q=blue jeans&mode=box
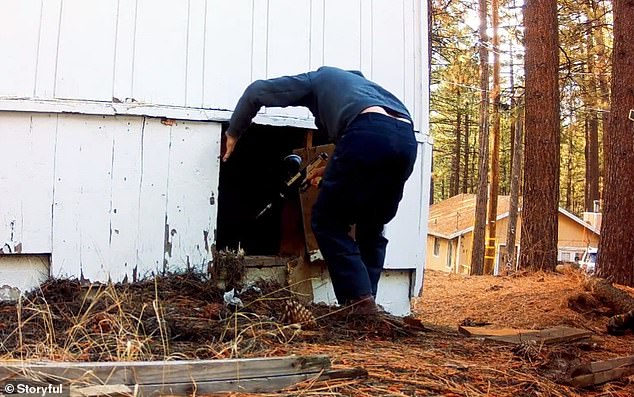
[311,113,418,304]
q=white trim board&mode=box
[0,97,432,143]
[0,97,316,129]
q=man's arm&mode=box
[226,73,313,139]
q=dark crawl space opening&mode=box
[216,123,328,256]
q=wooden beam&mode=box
[70,368,367,396]
[459,326,592,345]
[458,326,535,337]
[0,355,331,386]
[130,369,366,396]
[243,255,290,268]
[293,144,336,256]
[569,356,634,388]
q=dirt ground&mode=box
[2,268,634,396]
[275,270,634,396]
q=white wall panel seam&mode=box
[107,134,116,251]
[185,0,190,106]
[52,0,64,98]
[249,0,255,84]
[135,118,146,270]
[34,0,63,98]
[162,124,174,272]
[34,1,45,97]
[201,0,208,106]
[321,0,325,68]
[50,114,60,271]
[130,0,140,100]
[266,0,270,79]
[112,0,121,100]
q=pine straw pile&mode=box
[1,266,634,396]
[0,274,403,362]
[0,248,415,364]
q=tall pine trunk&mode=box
[597,0,634,286]
[485,0,502,274]
[470,0,490,275]
[585,31,601,212]
[451,105,462,197]
[462,113,470,194]
[519,0,560,271]
[565,122,574,210]
[585,115,600,212]
[505,110,523,272]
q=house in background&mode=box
[426,194,601,274]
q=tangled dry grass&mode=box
[1,265,634,396]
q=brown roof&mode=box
[428,194,512,238]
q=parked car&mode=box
[578,247,598,274]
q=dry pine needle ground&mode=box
[1,268,634,396]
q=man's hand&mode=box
[304,165,326,187]
[223,134,238,162]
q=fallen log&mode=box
[583,277,634,314]
[607,309,634,335]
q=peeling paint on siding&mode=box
[163,222,172,258]
[203,230,210,252]
[0,221,23,254]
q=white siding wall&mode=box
[0,112,220,282]
[0,0,427,131]
[0,0,431,295]
[0,113,56,254]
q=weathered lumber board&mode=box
[294,144,336,256]
[459,326,592,345]
[569,356,634,388]
[70,368,368,396]
[139,368,367,396]
[0,355,330,386]
[459,326,536,337]
[243,255,290,268]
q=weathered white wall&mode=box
[0,0,431,299]
[0,112,220,282]
[0,0,427,131]
[0,256,50,300]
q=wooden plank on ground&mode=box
[459,326,592,345]
[129,371,333,395]
[0,355,331,386]
[569,356,634,388]
[459,326,536,337]
[577,355,634,375]
[70,368,367,396]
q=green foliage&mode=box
[430,0,612,214]
[430,0,522,203]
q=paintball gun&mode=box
[255,152,329,219]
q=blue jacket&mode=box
[227,66,411,142]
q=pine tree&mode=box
[597,0,634,286]
[519,0,560,271]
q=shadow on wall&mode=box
[215,124,328,255]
